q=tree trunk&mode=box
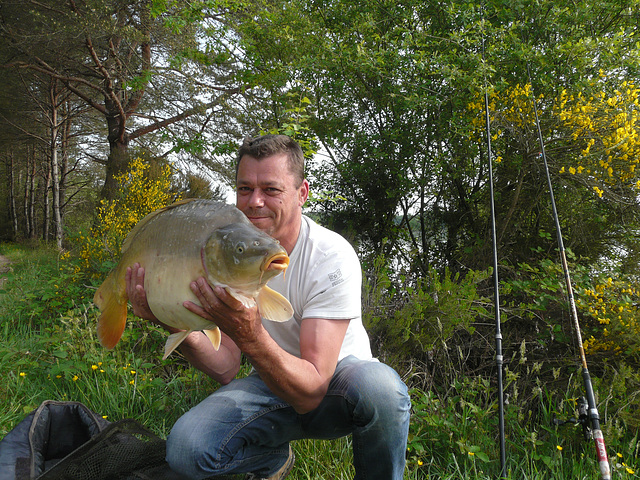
[23,152,31,238]
[49,80,63,249]
[28,152,36,239]
[9,151,18,240]
[59,102,72,226]
[100,112,130,201]
[42,160,51,242]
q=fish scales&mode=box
[94,199,293,359]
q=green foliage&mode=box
[407,375,640,478]
[364,254,490,363]
[2,242,640,478]
[258,89,319,162]
[592,362,640,433]
[504,252,640,368]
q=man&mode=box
[126,135,411,479]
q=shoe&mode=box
[246,445,295,480]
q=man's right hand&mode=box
[125,263,159,322]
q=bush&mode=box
[364,254,490,370]
[76,157,180,280]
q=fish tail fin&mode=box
[257,286,293,322]
[95,280,128,349]
[163,331,192,359]
[203,327,221,350]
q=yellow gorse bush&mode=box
[468,84,640,360]
[553,78,640,194]
[578,276,640,359]
[79,158,180,278]
[468,80,640,198]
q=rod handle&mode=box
[593,429,611,480]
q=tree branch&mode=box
[128,88,243,140]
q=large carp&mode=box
[94,199,293,359]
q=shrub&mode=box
[363,254,490,368]
[76,158,180,280]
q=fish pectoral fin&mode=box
[257,286,293,322]
[225,288,256,309]
[203,327,221,351]
[95,284,128,350]
[163,330,192,360]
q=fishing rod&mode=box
[525,64,611,480]
[484,85,507,480]
[481,23,507,478]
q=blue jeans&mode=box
[166,356,411,479]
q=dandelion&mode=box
[626,467,635,474]
[617,452,623,458]
[417,459,424,466]
[92,365,98,370]
[556,445,563,451]
[19,372,26,378]
[468,452,475,457]
[129,380,135,385]
[130,370,136,375]
[72,375,79,381]
[102,415,108,420]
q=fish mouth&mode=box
[262,252,290,272]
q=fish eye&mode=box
[236,242,246,254]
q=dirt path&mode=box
[0,254,12,289]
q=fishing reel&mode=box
[552,396,591,440]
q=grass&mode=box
[0,241,638,479]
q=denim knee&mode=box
[166,412,218,478]
[337,358,411,427]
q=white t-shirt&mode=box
[262,215,374,361]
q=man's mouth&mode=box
[245,210,272,222]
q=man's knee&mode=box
[166,413,219,478]
[347,360,411,422]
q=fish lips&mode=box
[262,251,289,273]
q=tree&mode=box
[225,0,640,276]
[0,0,244,201]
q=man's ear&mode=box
[298,179,310,206]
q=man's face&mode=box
[236,153,309,249]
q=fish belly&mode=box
[144,254,217,332]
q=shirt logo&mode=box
[328,269,344,286]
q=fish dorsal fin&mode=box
[163,330,192,360]
[256,286,293,322]
[203,327,222,351]
[122,198,198,254]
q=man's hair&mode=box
[236,134,305,186]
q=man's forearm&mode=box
[179,331,242,385]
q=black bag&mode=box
[0,400,187,480]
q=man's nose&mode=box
[248,189,265,208]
